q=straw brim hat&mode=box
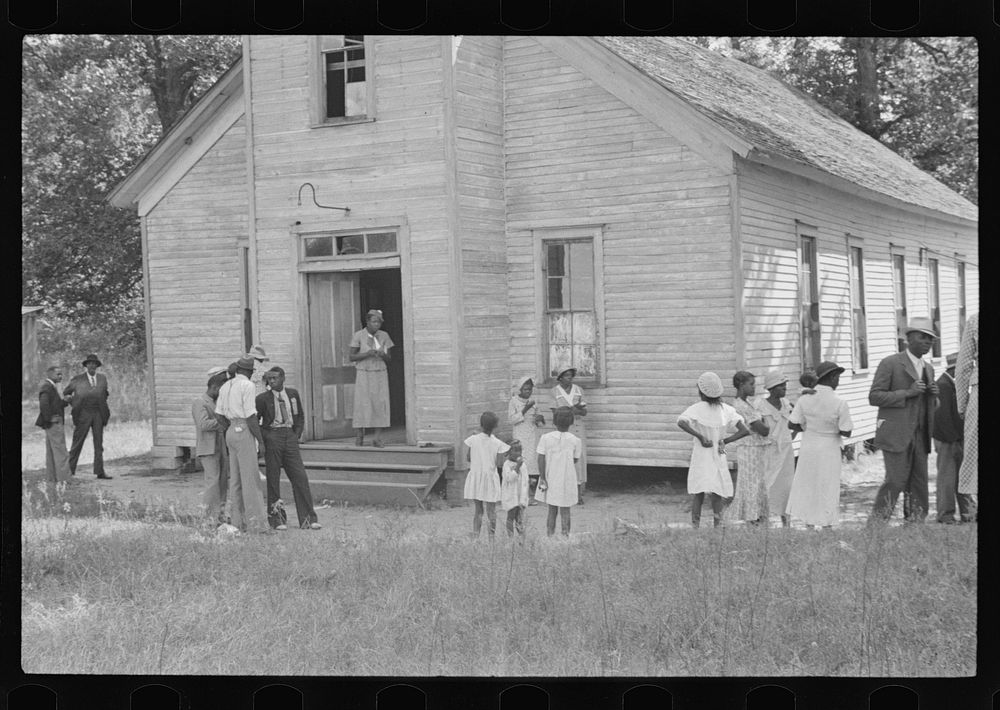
[763,370,788,391]
[904,317,938,339]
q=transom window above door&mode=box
[303,231,398,260]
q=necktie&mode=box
[279,395,289,425]
[89,375,96,388]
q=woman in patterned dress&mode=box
[725,370,773,525]
[551,368,588,504]
[348,309,394,447]
[955,312,978,519]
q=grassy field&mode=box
[21,476,976,677]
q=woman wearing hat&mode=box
[508,376,545,503]
[551,367,588,502]
[248,345,271,396]
[677,372,750,527]
[349,309,394,447]
[724,371,773,525]
[758,370,797,528]
[786,361,853,528]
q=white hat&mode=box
[697,372,724,398]
[206,365,228,378]
[763,370,788,391]
[249,345,269,361]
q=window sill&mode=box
[311,116,376,129]
[850,368,870,376]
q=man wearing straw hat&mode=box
[868,317,939,523]
[932,352,974,523]
[192,366,231,524]
[63,353,113,479]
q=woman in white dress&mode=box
[757,370,797,528]
[551,368,587,503]
[786,361,853,529]
[348,309,394,447]
[508,376,545,504]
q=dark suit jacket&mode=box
[869,351,936,453]
[932,373,962,443]
[63,372,111,427]
[256,387,304,437]
[35,380,68,429]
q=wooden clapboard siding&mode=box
[144,118,249,447]
[504,37,737,468]
[737,159,978,444]
[246,36,458,445]
[453,36,510,437]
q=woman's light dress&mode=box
[785,385,853,526]
[725,397,774,522]
[955,312,978,496]
[508,377,542,478]
[350,328,394,428]
[463,433,510,503]
[551,384,587,484]
[676,401,744,497]
[534,431,582,507]
[757,396,796,517]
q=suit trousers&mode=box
[44,420,71,484]
[199,452,229,521]
[225,421,268,533]
[933,439,976,522]
[68,410,105,477]
[873,433,929,521]
[263,428,318,528]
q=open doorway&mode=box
[305,267,405,442]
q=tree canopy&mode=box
[683,37,978,204]
[21,35,241,356]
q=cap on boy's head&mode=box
[480,411,499,431]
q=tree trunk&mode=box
[852,37,881,138]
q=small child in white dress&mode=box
[500,441,530,537]
[536,407,582,537]
[677,372,749,528]
[463,411,510,539]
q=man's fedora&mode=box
[904,317,938,339]
[814,361,844,382]
[82,354,102,367]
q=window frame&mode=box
[237,240,253,352]
[891,247,908,353]
[534,225,606,388]
[797,232,822,369]
[927,256,941,358]
[956,259,967,339]
[308,35,376,128]
[298,228,400,266]
[847,236,869,371]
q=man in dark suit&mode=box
[933,352,975,523]
[256,366,321,530]
[35,364,71,483]
[869,318,939,522]
[63,353,113,479]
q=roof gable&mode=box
[593,36,976,223]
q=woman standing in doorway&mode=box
[349,309,394,447]
[551,367,587,504]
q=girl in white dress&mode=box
[786,361,853,529]
[463,411,510,539]
[536,407,582,536]
[757,370,797,528]
[677,372,750,528]
[508,376,545,504]
[500,441,530,537]
[551,368,588,503]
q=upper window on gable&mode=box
[322,35,366,119]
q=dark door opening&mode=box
[359,268,405,427]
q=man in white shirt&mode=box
[869,318,939,522]
[214,355,271,534]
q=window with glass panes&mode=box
[321,35,367,120]
[544,239,598,380]
[892,252,908,352]
[928,258,941,357]
[849,245,868,369]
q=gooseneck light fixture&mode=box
[296,182,350,213]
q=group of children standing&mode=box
[678,364,853,529]
[463,368,586,539]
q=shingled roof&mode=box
[595,36,977,223]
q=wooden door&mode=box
[307,272,360,439]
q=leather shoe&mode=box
[96,474,113,480]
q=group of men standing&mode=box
[193,347,322,535]
[35,353,113,482]
[869,314,979,524]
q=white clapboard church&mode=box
[110,36,979,504]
